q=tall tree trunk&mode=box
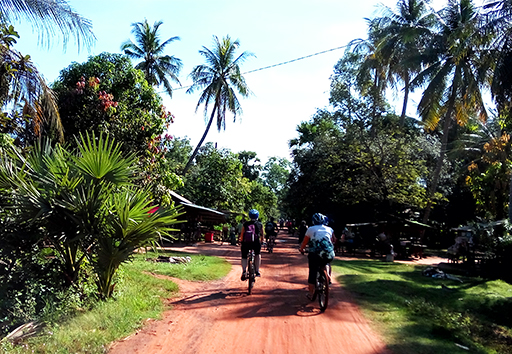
[399,75,410,127]
[181,105,218,175]
[422,96,456,224]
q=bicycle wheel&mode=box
[317,269,329,312]
[248,257,255,295]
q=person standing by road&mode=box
[239,209,264,280]
[299,213,335,300]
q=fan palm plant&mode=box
[121,19,182,97]
[0,132,184,297]
[183,35,253,175]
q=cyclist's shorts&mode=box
[307,252,330,284]
[241,241,261,258]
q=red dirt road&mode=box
[108,232,393,354]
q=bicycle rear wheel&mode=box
[317,269,329,312]
[248,259,255,295]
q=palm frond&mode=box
[0,0,95,51]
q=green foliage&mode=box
[286,110,431,223]
[0,133,183,303]
[0,252,229,353]
[237,150,261,181]
[179,143,249,212]
[52,52,182,199]
[177,143,278,218]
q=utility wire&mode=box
[243,44,347,75]
[169,44,348,92]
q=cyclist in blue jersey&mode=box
[299,213,335,300]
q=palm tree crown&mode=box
[182,35,253,175]
[412,0,490,222]
[0,0,95,51]
[121,19,182,97]
[372,0,436,125]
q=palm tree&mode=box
[373,0,436,126]
[481,0,512,119]
[0,0,95,51]
[347,25,389,134]
[121,19,182,97]
[182,35,253,175]
[412,0,490,223]
[0,24,63,144]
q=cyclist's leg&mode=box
[326,262,332,280]
[253,242,262,275]
[307,253,320,297]
[241,243,249,279]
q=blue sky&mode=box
[13,0,447,163]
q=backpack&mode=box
[243,223,257,242]
[317,238,335,262]
[265,222,275,235]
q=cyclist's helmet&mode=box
[248,209,259,220]
[312,213,326,225]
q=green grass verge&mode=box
[0,251,230,354]
[332,259,512,354]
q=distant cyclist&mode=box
[265,217,278,244]
[239,209,264,280]
[299,213,335,300]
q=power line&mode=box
[243,44,347,75]
[169,44,347,92]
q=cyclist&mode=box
[299,213,335,300]
[239,209,264,280]
[265,217,278,246]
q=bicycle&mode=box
[312,263,329,312]
[266,235,276,253]
[246,249,256,295]
[301,249,330,312]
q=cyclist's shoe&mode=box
[241,272,247,281]
[256,272,261,277]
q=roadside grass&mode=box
[129,250,232,281]
[332,259,512,354]
[1,252,230,354]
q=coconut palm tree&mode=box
[481,0,512,119]
[347,25,389,134]
[373,0,436,126]
[121,19,182,97]
[0,0,95,51]
[0,24,63,144]
[412,0,491,223]
[182,35,253,175]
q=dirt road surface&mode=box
[108,231,393,354]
